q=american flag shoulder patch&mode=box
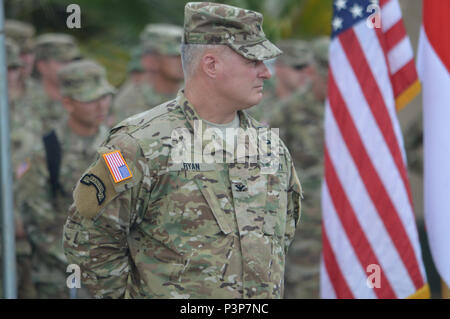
[102,150,133,183]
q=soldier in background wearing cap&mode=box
[63,2,302,299]
[248,39,315,125]
[106,46,145,127]
[5,19,36,81]
[109,24,184,125]
[265,38,329,299]
[4,38,41,299]
[17,60,115,298]
[33,33,82,132]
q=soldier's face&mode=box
[217,48,272,110]
[37,59,67,84]
[159,55,183,81]
[7,66,22,87]
[68,94,112,127]
[20,52,35,78]
[276,63,313,92]
[141,53,160,73]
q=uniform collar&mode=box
[174,89,269,162]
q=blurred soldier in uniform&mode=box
[106,46,145,127]
[126,46,147,86]
[5,38,40,298]
[5,19,36,80]
[33,33,82,132]
[248,40,314,125]
[7,38,42,166]
[63,2,302,299]
[17,60,115,298]
[110,24,184,124]
[267,38,329,299]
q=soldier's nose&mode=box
[259,62,272,80]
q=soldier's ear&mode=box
[201,52,218,79]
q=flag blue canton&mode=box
[331,0,377,38]
[118,165,131,178]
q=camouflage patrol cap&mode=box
[184,2,282,61]
[58,60,116,102]
[4,19,35,53]
[35,33,81,62]
[140,24,183,56]
[5,38,22,68]
[312,36,330,65]
[276,40,314,67]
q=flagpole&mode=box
[0,0,18,299]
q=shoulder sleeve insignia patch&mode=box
[102,150,133,183]
[15,158,31,180]
[80,173,106,205]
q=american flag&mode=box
[103,150,132,183]
[321,0,428,298]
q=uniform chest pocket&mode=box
[263,171,288,239]
[152,168,233,245]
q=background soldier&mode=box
[5,37,40,299]
[17,59,115,298]
[110,23,184,124]
[268,38,329,299]
[63,2,302,299]
[33,33,82,132]
[248,40,314,126]
[4,19,36,81]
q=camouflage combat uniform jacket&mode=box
[32,81,66,133]
[18,122,108,296]
[269,87,324,299]
[110,81,174,126]
[63,90,302,299]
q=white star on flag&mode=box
[335,0,347,11]
[332,16,343,31]
[350,4,363,18]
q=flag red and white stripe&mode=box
[418,0,450,288]
[321,0,428,299]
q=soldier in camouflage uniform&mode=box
[5,19,36,80]
[63,2,302,299]
[106,46,145,127]
[4,38,41,298]
[33,33,82,132]
[126,46,147,86]
[265,39,329,299]
[17,60,115,298]
[247,40,314,126]
[110,24,184,125]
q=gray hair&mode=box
[181,43,224,80]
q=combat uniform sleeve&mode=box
[63,131,147,298]
[16,149,63,258]
[284,158,303,254]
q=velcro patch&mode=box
[168,162,216,172]
[80,173,106,205]
[15,158,31,179]
[103,150,133,183]
[74,159,119,219]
